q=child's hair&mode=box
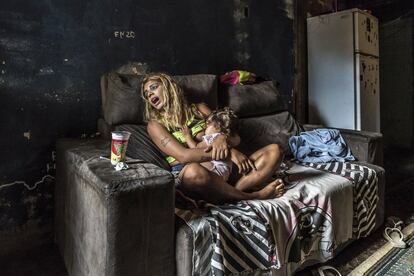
[206,107,239,136]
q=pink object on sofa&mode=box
[220,70,256,85]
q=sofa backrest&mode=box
[237,111,302,156]
[216,80,300,155]
[100,73,218,127]
[218,80,287,118]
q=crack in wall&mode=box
[0,151,56,233]
[0,151,56,191]
[0,174,55,191]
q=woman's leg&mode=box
[234,143,284,192]
[178,162,283,204]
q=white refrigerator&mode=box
[307,8,380,132]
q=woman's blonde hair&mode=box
[141,73,201,131]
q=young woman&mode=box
[142,73,284,204]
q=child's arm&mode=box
[195,140,208,149]
[182,126,199,148]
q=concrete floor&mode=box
[1,147,413,276]
[0,242,67,276]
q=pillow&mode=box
[116,124,170,171]
[101,73,145,125]
[218,81,287,118]
[174,74,218,109]
[236,111,303,157]
[100,73,218,126]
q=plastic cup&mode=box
[110,131,131,165]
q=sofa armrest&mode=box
[55,138,175,276]
[302,124,383,166]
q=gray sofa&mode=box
[55,73,384,275]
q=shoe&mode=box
[386,216,404,229]
[383,226,407,248]
[313,265,342,276]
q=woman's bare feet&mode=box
[255,179,285,199]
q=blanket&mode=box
[175,162,378,275]
[176,202,276,276]
[299,162,378,239]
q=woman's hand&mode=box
[231,149,257,175]
[204,134,229,160]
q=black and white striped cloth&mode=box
[175,208,214,275]
[299,161,379,238]
[176,201,277,276]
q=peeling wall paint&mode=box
[23,131,31,140]
[38,67,55,75]
[283,0,294,19]
[233,0,250,65]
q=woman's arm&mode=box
[225,133,241,147]
[195,141,208,148]
[230,148,256,174]
[147,120,212,163]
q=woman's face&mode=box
[143,80,165,110]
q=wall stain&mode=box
[38,67,55,75]
[233,0,250,65]
[23,131,31,140]
[283,0,294,19]
[0,151,56,233]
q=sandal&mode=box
[313,265,342,276]
[386,216,404,229]
[383,226,407,248]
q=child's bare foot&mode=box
[255,179,284,199]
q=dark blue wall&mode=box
[0,0,294,253]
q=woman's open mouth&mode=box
[150,96,160,106]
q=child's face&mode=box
[205,121,220,135]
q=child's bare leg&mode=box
[234,144,284,192]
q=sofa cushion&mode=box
[101,73,218,126]
[117,124,170,171]
[101,73,145,126]
[237,111,303,156]
[218,81,287,118]
[174,74,218,110]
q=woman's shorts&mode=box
[171,163,186,186]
